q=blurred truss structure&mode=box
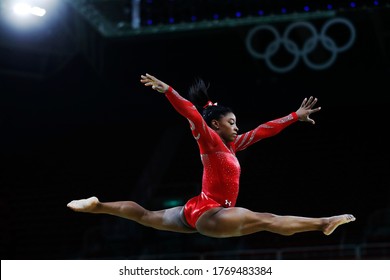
[65,0,389,37]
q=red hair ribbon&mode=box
[203,101,218,109]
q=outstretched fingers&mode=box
[141,73,169,93]
[140,73,153,86]
[301,96,318,109]
[310,106,321,114]
[140,73,162,91]
[300,97,308,108]
[307,117,315,125]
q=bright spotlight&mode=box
[0,0,60,32]
[13,3,30,16]
[30,6,46,17]
[13,2,46,17]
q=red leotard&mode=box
[164,86,298,228]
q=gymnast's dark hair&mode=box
[188,77,233,127]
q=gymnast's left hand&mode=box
[295,96,321,124]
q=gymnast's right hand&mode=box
[140,73,169,93]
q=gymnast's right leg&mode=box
[67,196,197,234]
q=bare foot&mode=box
[323,214,356,235]
[67,196,99,213]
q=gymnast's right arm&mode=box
[140,73,203,124]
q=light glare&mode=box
[13,3,46,17]
[31,7,46,17]
[13,3,31,16]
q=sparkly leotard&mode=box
[165,86,298,228]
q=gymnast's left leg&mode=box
[195,207,356,238]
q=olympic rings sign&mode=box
[245,17,356,73]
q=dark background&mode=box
[1,2,389,259]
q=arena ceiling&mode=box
[0,0,388,79]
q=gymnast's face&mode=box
[212,112,239,143]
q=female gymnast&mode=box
[67,73,355,238]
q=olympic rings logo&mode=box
[245,17,356,73]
